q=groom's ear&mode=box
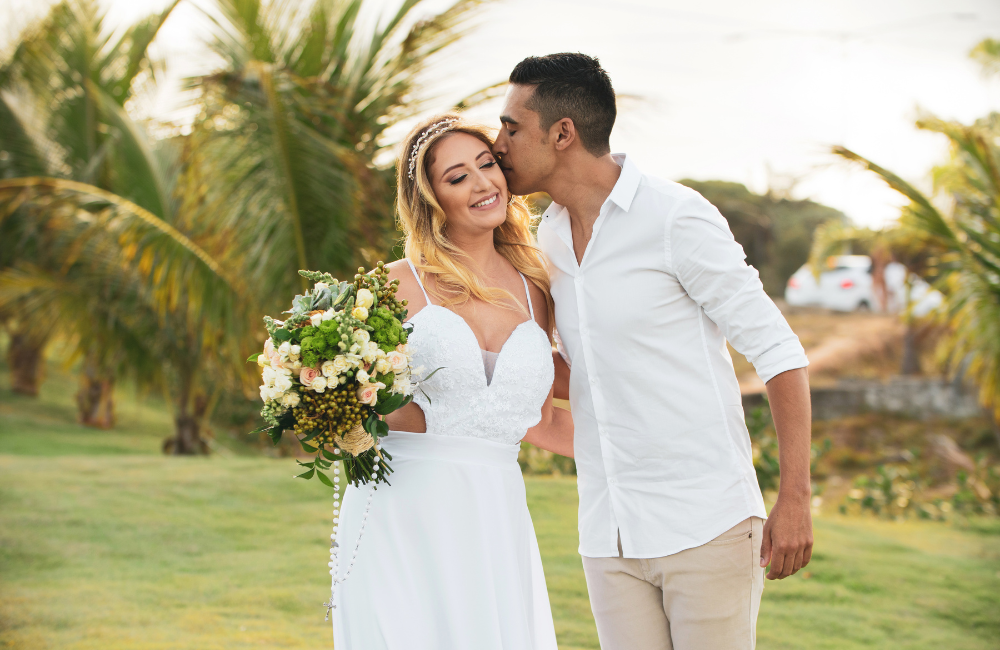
[551,118,577,152]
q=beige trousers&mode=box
[582,517,764,650]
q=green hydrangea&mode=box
[367,307,408,353]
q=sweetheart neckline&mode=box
[407,305,543,388]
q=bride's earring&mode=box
[507,194,515,207]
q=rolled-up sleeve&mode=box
[667,196,809,384]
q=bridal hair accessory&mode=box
[407,118,458,181]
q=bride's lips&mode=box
[470,192,500,210]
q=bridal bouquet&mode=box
[249,262,416,488]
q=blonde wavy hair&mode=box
[396,113,554,338]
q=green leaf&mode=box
[375,420,389,437]
[419,366,446,382]
[364,413,379,436]
[268,428,283,445]
[296,460,315,468]
[321,449,339,461]
[372,392,406,415]
[299,440,318,453]
[246,353,261,363]
[295,469,315,480]
[316,470,335,488]
[273,328,292,343]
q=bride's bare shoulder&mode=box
[384,259,428,315]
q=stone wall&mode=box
[742,376,984,421]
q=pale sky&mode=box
[4,0,1000,227]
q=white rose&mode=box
[322,309,334,321]
[353,329,370,345]
[290,344,301,355]
[332,356,352,375]
[310,313,323,327]
[375,358,391,375]
[349,343,361,354]
[390,375,412,395]
[386,351,408,373]
[361,341,379,364]
[321,360,337,377]
[314,282,329,291]
[312,376,328,393]
[352,306,368,321]
[262,365,276,384]
[355,288,374,309]
[292,360,302,371]
[274,374,293,393]
[356,368,370,384]
[259,385,269,402]
[356,382,386,406]
[281,392,301,408]
[278,341,291,356]
[257,354,266,367]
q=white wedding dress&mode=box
[331,260,558,650]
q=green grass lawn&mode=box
[2,370,1000,649]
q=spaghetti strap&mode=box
[406,259,432,306]
[518,273,535,320]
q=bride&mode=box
[331,114,573,649]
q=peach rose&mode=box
[299,366,319,387]
[386,351,408,373]
[269,352,282,368]
[264,338,275,358]
[356,382,386,406]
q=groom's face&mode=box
[494,84,555,196]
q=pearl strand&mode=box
[324,444,378,620]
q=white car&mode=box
[785,255,942,316]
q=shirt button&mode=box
[590,377,598,386]
[608,477,618,485]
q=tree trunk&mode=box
[76,365,115,429]
[7,330,46,396]
[900,323,922,375]
[163,380,210,455]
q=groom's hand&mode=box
[761,368,814,580]
[760,493,813,580]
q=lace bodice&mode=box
[403,261,554,445]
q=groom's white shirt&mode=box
[538,154,809,559]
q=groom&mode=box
[494,53,814,649]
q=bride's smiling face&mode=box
[427,132,508,238]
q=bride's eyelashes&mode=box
[447,160,497,185]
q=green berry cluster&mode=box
[291,385,364,445]
[355,261,409,323]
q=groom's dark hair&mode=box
[509,53,616,156]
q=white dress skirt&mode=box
[332,431,557,650]
[331,260,558,649]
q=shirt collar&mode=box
[607,153,641,212]
[541,153,641,225]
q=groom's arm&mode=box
[667,193,812,580]
[761,367,814,580]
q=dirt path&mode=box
[738,311,903,394]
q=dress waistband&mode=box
[382,430,520,469]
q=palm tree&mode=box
[831,108,1000,433]
[193,0,487,307]
[0,0,180,401]
[808,221,943,374]
[0,144,250,452]
[0,0,253,450]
